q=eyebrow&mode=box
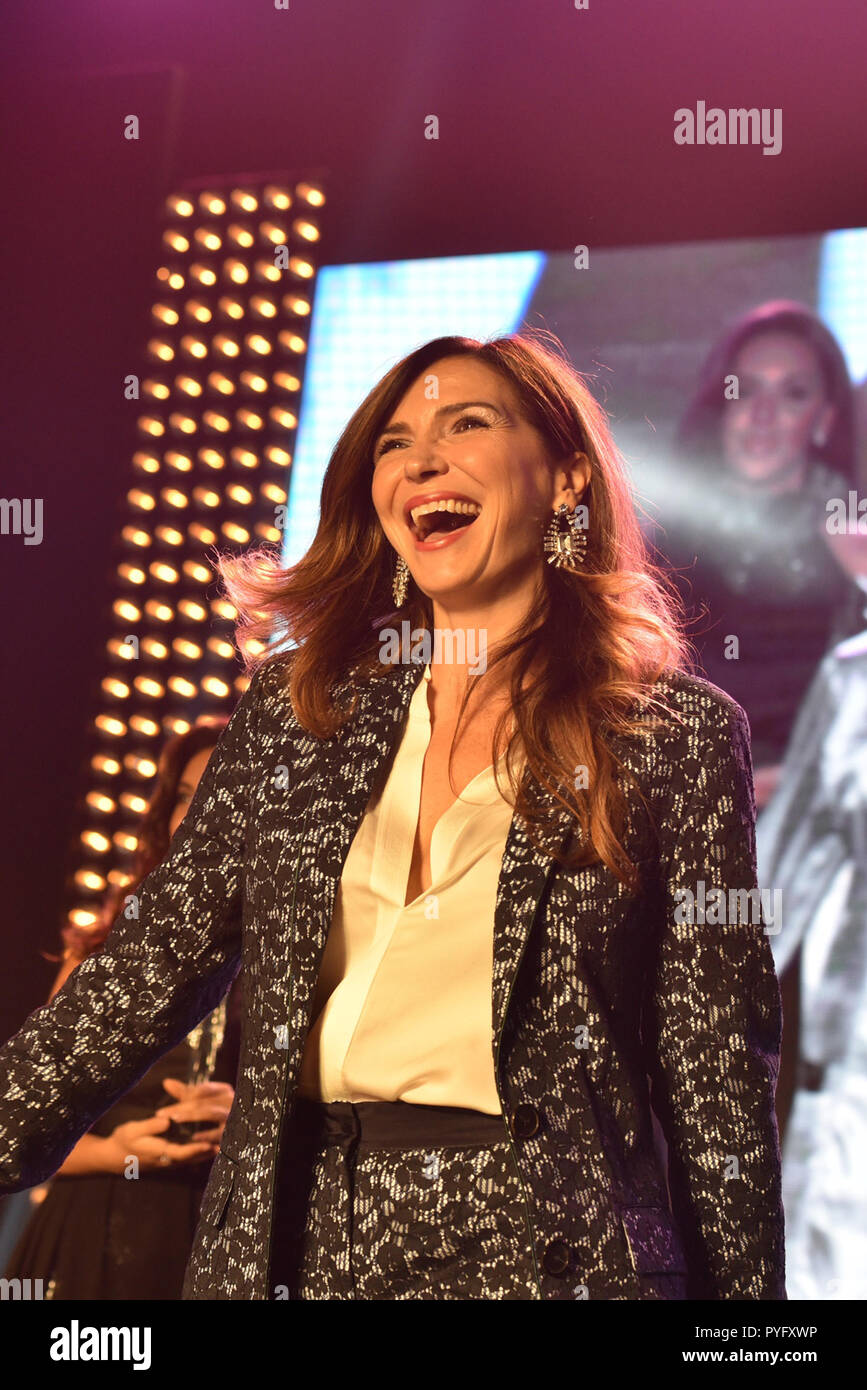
[374,400,503,445]
[738,369,818,383]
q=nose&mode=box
[402,445,449,482]
[748,391,778,428]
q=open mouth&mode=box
[407,498,482,541]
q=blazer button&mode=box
[542,1239,572,1277]
[511,1103,540,1139]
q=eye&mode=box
[374,412,490,462]
[374,437,401,460]
[453,413,489,431]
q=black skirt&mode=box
[4,1166,208,1300]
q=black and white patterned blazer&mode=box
[0,651,785,1300]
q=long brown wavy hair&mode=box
[219,330,690,888]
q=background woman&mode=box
[653,300,862,811]
[2,719,241,1300]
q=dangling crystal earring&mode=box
[543,502,588,571]
[392,553,410,606]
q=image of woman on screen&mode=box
[654,300,863,811]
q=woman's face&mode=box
[168,744,214,837]
[370,355,589,609]
[720,331,836,491]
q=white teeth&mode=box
[409,498,482,526]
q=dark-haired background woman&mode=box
[3,720,241,1300]
[650,300,864,813]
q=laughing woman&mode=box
[0,332,785,1300]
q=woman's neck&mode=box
[425,587,519,693]
[725,456,811,499]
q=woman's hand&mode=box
[99,1114,219,1174]
[55,1077,235,1175]
[154,1077,235,1145]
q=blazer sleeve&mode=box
[644,696,786,1299]
[0,661,267,1193]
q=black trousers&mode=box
[271,1096,540,1300]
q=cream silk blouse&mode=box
[296,664,522,1115]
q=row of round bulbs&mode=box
[166,184,325,220]
[106,633,237,664]
[99,672,234,704]
[137,410,297,441]
[153,294,310,326]
[147,331,306,362]
[163,219,318,255]
[120,484,285,546]
[141,372,299,401]
[133,445,291,474]
[156,256,314,293]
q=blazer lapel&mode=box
[275,658,424,1061]
[491,773,577,1054]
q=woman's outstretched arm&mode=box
[0,662,268,1193]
